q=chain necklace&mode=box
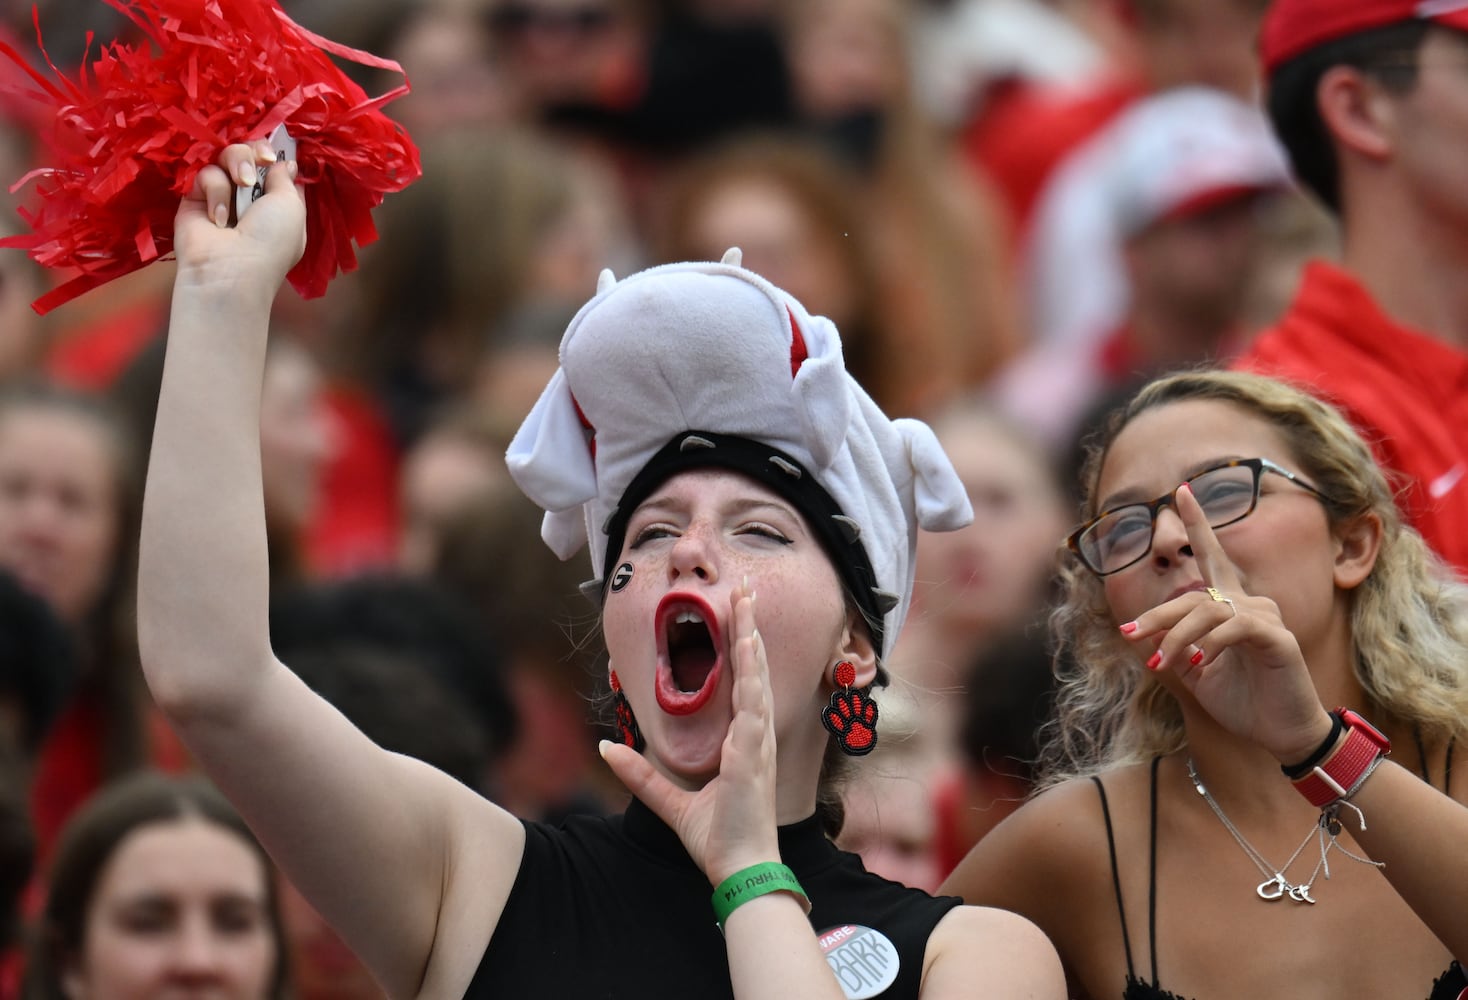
[1187,758,1327,904]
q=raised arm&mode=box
[1127,484,1468,962]
[137,143,524,998]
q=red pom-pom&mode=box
[0,0,422,314]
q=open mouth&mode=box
[654,593,725,715]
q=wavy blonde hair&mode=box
[1037,369,1468,787]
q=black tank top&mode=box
[465,797,962,998]
[1092,756,1465,1000]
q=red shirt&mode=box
[30,691,191,866]
[1234,261,1468,577]
[301,384,401,578]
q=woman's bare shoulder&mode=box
[921,904,1067,998]
[939,763,1159,904]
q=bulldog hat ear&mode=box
[789,312,852,469]
[894,417,973,532]
[543,508,589,560]
[506,368,599,515]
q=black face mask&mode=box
[806,108,887,173]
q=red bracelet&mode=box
[1290,708,1390,808]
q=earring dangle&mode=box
[608,671,645,752]
[821,660,879,756]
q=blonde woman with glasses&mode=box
[942,369,1468,1000]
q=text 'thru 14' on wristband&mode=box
[1289,708,1391,808]
[711,862,810,930]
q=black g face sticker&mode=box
[610,562,634,592]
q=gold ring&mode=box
[1206,587,1236,616]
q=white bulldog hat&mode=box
[506,249,973,660]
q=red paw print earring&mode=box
[609,671,644,752]
[821,660,879,756]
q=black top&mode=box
[467,798,962,998]
[1093,758,1466,1000]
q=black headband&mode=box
[600,430,888,660]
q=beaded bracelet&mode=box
[710,862,810,929]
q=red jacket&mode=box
[1234,262,1468,577]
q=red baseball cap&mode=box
[1261,0,1468,73]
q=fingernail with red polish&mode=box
[1190,649,1205,666]
[1119,621,1139,635]
[1146,651,1162,670]
[1180,481,1193,495]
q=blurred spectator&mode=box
[275,644,496,1000]
[258,338,342,579]
[398,404,514,575]
[0,571,76,995]
[113,331,363,583]
[897,401,1068,687]
[344,128,632,446]
[1120,0,1267,98]
[992,87,1292,445]
[430,484,615,821]
[782,0,1021,411]
[1233,2,1468,577]
[649,136,884,397]
[909,0,1106,131]
[890,399,1067,763]
[468,303,568,439]
[0,383,182,859]
[931,624,1060,881]
[268,574,518,769]
[23,772,289,1000]
[960,0,1269,254]
[384,3,512,139]
[495,0,801,163]
[486,0,649,127]
[836,686,942,893]
[0,569,77,780]
[879,400,1068,888]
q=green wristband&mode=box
[710,862,810,928]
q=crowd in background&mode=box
[4,0,1455,994]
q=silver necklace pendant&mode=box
[1288,884,1317,904]
[1256,874,1289,901]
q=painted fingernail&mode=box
[1180,481,1193,496]
[1119,621,1139,635]
[597,739,611,759]
[239,163,257,186]
[1146,651,1162,670]
[213,202,228,229]
[260,145,278,163]
[1190,648,1205,666]
[286,159,298,179]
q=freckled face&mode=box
[601,469,852,785]
[1094,400,1341,651]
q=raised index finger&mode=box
[1175,481,1244,593]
